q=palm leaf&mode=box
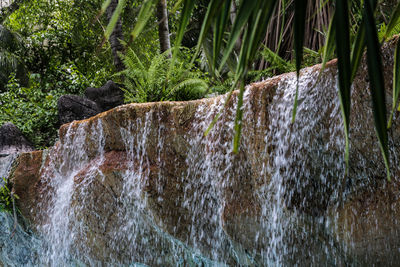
[130,0,159,42]
[212,0,232,71]
[233,82,245,153]
[388,38,400,129]
[232,0,277,153]
[384,1,400,40]
[104,0,126,41]
[335,0,352,172]
[294,0,307,76]
[246,0,277,64]
[364,0,390,181]
[320,11,336,73]
[96,0,112,21]
[169,0,196,81]
[174,0,196,49]
[218,0,260,73]
[194,0,226,61]
[350,20,365,82]
[350,1,378,82]
[292,0,307,123]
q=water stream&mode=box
[0,65,397,265]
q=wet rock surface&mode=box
[0,123,34,155]
[6,37,400,265]
[57,94,101,125]
[85,80,124,112]
[58,81,124,126]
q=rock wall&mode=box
[6,36,400,265]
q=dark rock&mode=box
[85,80,124,112]
[57,95,101,125]
[0,123,34,155]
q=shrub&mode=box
[0,177,18,214]
[119,47,209,103]
[0,74,63,149]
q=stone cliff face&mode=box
[6,37,400,265]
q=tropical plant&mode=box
[102,0,400,180]
[0,73,70,149]
[106,0,125,72]
[0,24,27,91]
[173,0,400,181]
[119,47,208,102]
[0,177,19,214]
[248,46,296,82]
[6,0,114,87]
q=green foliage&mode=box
[120,47,208,102]
[252,46,295,82]
[364,0,390,181]
[6,0,113,89]
[0,177,18,214]
[292,0,307,122]
[388,38,400,129]
[0,25,27,91]
[335,0,352,172]
[0,73,67,149]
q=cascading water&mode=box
[0,154,42,266]
[2,57,398,265]
[256,68,347,265]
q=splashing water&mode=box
[1,63,397,265]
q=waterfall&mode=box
[0,154,42,266]
[2,54,400,265]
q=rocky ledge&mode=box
[5,36,400,265]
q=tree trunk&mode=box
[156,0,171,56]
[106,0,125,72]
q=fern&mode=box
[119,47,209,102]
[378,21,400,42]
[260,46,296,74]
[166,78,209,100]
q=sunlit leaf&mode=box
[95,0,112,21]
[384,1,400,40]
[233,82,244,153]
[105,0,126,41]
[320,11,336,72]
[130,0,158,42]
[172,0,184,14]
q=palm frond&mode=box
[388,38,400,129]
[335,0,351,171]
[364,0,391,181]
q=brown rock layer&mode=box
[7,36,400,265]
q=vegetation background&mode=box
[0,0,399,180]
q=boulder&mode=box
[85,80,124,112]
[0,123,34,155]
[57,95,101,125]
[7,37,400,265]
